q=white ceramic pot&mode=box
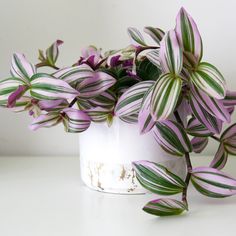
[79,118,186,194]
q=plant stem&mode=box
[182,152,192,205]
[69,98,78,108]
[174,111,192,206]
[210,135,220,142]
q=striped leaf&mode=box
[10,53,36,82]
[143,198,188,217]
[38,99,69,112]
[159,30,183,74]
[146,49,161,69]
[29,113,61,131]
[190,62,226,99]
[115,81,154,117]
[120,113,139,124]
[138,86,156,134]
[152,120,192,156]
[189,95,222,134]
[53,65,93,87]
[186,117,213,137]
[151,73,182,121]
[30,73,79,100]
[0,78,26,106]
[191,137,208,153]
[62,108,91,133]
[175,7,202,67]
[191,167,236,198]
[191,84,230,122]
[45,40,63,66]
[85,107,111,123]
[223,90,236,106]
[144,27,165,45]
[77,71,116,98]
[210,144,228,170]
[221,124,236,155]
[89,90,116,109]
[127,27,147,46]
[133,160,186,195]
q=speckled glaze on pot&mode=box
[79,118,186,194]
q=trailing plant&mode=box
[1,7,236,217]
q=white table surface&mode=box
[0,156,235,236]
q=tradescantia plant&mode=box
[1,7,236,216]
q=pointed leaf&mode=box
[159,30,183,74]
[29,113,61,131]
[53,64,93,87]
[186,117,213,137]
[77,71,116,98]
[191,137,208,153]
[127,27,147,46]
[30,73,79,100]
[10,53,36,82]
[85,107,111,123]
[45,40,63,66]
[210,144,228,170]
[138,86,156,134]
[62,108,91,133]
[144,27,165,45]
[190,62,226,99]
[7,85,28,108]
[153,120,192,156]
[175,7,202,66]
[133,160,186,195]
[143,198,188,217]
[146,49,161,69]
[189,95,222,134]
[115,81,154,117]
[221,125,236,155]
[151,73,182,121]
[191,167,236,198]
[119,113,139,124]
[191,84,230,122]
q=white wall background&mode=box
[0,0,235,156]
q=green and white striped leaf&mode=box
[10,53,36,83]
[151,73,182,121]
[62,108,91,133]
[77,71,116,99]
[133,161,186,195]
[220,124,236,156]
[210,144,228,170]
[190,62,226,99]
[138,86,156,134]
[144,27,165,45]
[146,49,161,69]
[119,112,139,124]
[127,27,147,46]
[175,7,203,67]
[0,77,26,106]
[152,120,192,156]
[30,73,79,100]
[187,117,213,137]
[159,30,183,74]
[45,40,63,66]
[29,113,61,131]
[53,64,93,87]
[189,95,222,134]
[115,81,154,117]
[191,137,208,153]
[85,107,111,123]
[143,198,188,217]
[191,167,236,198]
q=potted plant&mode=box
[1,7,236,216]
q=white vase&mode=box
[79,118,186,194]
